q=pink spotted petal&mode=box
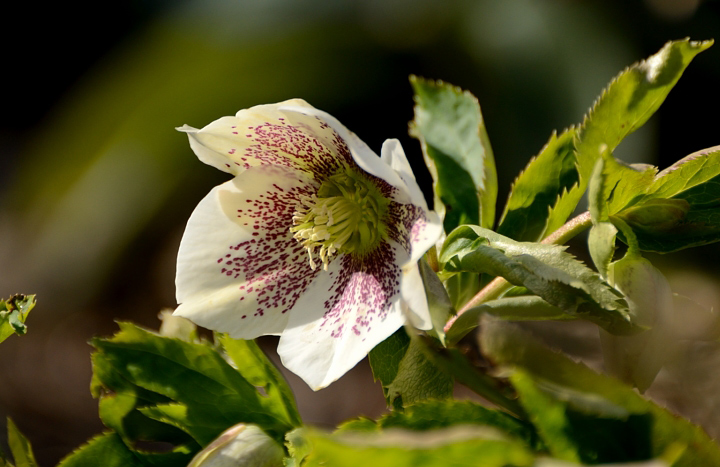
[178,99,353,177]
[175,164,320,338]
[279,103,409,200]
[277,241,416,389]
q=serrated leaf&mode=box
[589,152,657,223]
[373,399,538,448]
[613,146,720,252]
[91,351,193,447]
[0,295,35,344]
[479,316,720,466]
[410,76,497,232]
[575,38,712,187]
[300,426,535,467]
[368,329,453,409]
[543,39,712,238]
[498,128,579,241]
[643,145,720,201]
[91,322,295,445]
[57,432,193,467]
[6,418,37,467]
[217,336,301,428]
[440,226,636,335]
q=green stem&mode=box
[446,211,593,330]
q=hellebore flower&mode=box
[175,100,442,389]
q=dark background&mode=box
[1,1,719,464]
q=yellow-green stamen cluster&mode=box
[291,170,390,270]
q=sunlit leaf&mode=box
[498,128,578,241]
[543,39,712,237]
[410,76,497,232]
[440,226,635,335]
[6,418,38,467]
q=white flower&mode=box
[174,99,442,389]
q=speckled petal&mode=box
[279,103,408,198]
[178,99,353,177]
[277,242,410,389]
[175,164,320,339]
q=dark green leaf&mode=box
[217,336,302,428]
[498,128,579,241]
[91,322,294,445]
[374,399,538,448]
[410,76,497,232]
[57,432,193,467]
[440,226,635,335]
[479,316,720,466]
[369,329,453,409]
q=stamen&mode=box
[291,170,390,269]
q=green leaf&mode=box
[91,322,295,446]
[543,39,712,237]
[575,38,712,189]
[373,400,538,447]
[57,432,193,467]
[642,145,720,201]
[613,146,720,252]
[479,316,720,466]
[588,152,657,223]
[0,295,35,344]
[410,76,497,232]
[6,418,38,467]
[588,222,618,279]
[91,351,194,447]
[417,260,454,345]
[498,128,579,241]
[368,329,453,409]
[440,226,636,335]
[300,426,535,467]
[217,336,302,428]
[446,296,572,346]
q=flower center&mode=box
[291,170,390,270]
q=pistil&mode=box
[291,170,390,270]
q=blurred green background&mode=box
[1,0,719,464]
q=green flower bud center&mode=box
[291,170,389,270]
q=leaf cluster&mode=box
[57,323,300,466]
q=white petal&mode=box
[381,139,429,210]
[399,260,433,330]
[178,99,353,178]
[278,104,408,193]
[175,164,319,339]
[277,243,407,389]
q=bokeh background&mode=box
[2,0,720,464]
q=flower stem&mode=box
[445,211,593,331]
